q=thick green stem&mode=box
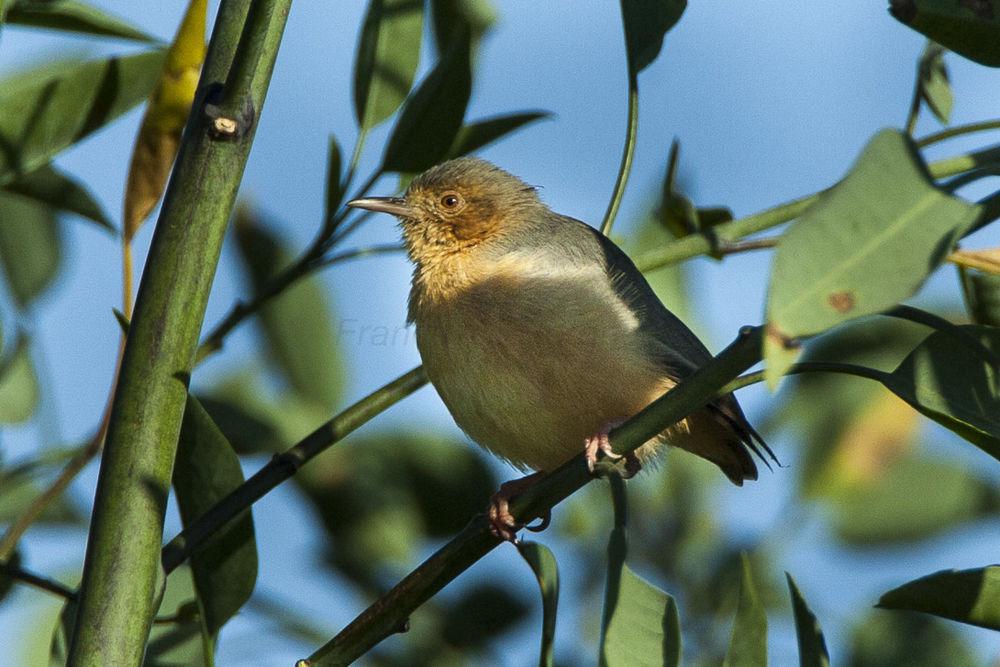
[303,326,764,666]
[68,1,292,664]
[600,75,639,236]
[160,366,427,574]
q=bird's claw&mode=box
[584,421,641,479]
[487,472,548,542]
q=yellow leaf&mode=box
[812,389,920,496]
[123,0,207,240]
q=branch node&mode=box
[203,84,255,141]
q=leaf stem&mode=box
[600,75,638,236]
[160,366,427,574]
[904,77,921,136]
[598,473,628,652]
[302,326,764,665]
[917,119,1000,148]
[721,360,890,395]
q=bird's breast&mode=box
[411,251,670,470]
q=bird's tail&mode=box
[672,398,778,486]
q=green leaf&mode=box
[448,111,551,158]
[441,584,530,649]
[890,0,1000,68]
[764,129,980,386]
[724,553,767,667]
[0,192,61,309]
[883,324,1000,461]
[430,0,496,56]
[600,565,681,667]
[847,609,977,666]
[5,0,155,42]
[877,566,1000,631]
[353,0,423,131]
[0,336,39,423]
[196,391,283,456]
[324,135,344,220]
[382,31,472,173]
[0,50,166,186]
[962,269,1000,327]
[785,574,830,667]
[5,164,113,231]
[620,0,687,77]
[828,454,999,545]
[173,395,258,639]
[917,42,952,124]
[517,541,560,667]
[764,318,929,495]
[232,204,345,409]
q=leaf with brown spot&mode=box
[764,129,979,386]
[827,291,855,313]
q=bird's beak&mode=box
[347,196,413,218]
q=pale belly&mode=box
[413,266,678,471]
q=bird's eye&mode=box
[440,193,463,209]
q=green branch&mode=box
[600,74,639,236]
[160,366,427,574]
[302,326,765,665]
[67,1,293,664]
[634,143,1000,274]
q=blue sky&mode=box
[2,1,1000,663]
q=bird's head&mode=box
[348,157,542,266]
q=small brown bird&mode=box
[349,157,774,540]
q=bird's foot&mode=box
[584,421,642,479]
[488,471,550,542]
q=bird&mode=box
[348,157,775,540]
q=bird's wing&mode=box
[564,217,712,376]
[560,217,779,475]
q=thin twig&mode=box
[314,244,405,270]
[0,337,124,561]
[0,559,77,601]
[917,118,1000,148]
[160,366,428,574]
